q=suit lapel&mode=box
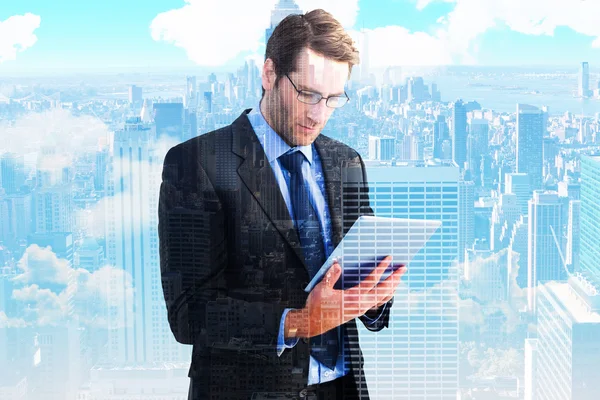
[232,109,309,276]
[313,134,344,248]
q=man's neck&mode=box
[258,97,296,148]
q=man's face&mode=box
[262,47,349,147]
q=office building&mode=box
[516,104,544,191]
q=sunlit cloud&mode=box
[0,13,41,63]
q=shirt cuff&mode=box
[361,302,387,325]
[277,308,300,357]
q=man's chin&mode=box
[292,132,320,147]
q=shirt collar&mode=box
[247,100,313,165]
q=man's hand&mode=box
[284,255,405,339]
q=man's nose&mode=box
[306,99,328,124]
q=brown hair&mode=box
[262,8,360,98]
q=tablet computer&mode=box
[304,215,442,292]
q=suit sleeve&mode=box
[158,144,286,352]
[355,151,394,332]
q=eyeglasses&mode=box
[284,73,349,108]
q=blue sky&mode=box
[0,0,599,74]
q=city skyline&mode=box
[2,0,600,75]
[1,1,600,399]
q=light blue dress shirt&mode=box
[247,101,386,385]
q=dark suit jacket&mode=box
[158,108,394,399]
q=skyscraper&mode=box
[184,76,197,108]
[524,338,538,400]
[34,148,74,234]
[505,172,531,215]
[490,193,521,251]
[368,135,380,160]
[579,61,590,98]
[509,215,529,289]
[527,191,564,313]
[536,278,600,399]
[0,153,25,195]
[358,160,459,399]
[451,99,468,169]
[105,117,185,364]
[153,103,184,141]
[458,178,474,262]
[467,118,489,184]
[516,104,545,191]
[128,85,142,107]
[265,0,301,44]
[566,200,581,272]
[580,155,600,277]
[379,136,396,161]
[433,115,449,159]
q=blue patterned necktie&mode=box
[278,149,339,370]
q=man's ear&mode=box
[262,58,277,92]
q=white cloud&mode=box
[1,108,109,155]
[14,244,72,287]
[10,245,135,327]
[150,0,359,66]
[348,26,456,68]
[0,311,27,328]
[415,0,456,11]
[423,0,600,57]
[0,108,110,184]
[150,0,277,66]
[0,13,41,63]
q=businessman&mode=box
[158,9,405,400]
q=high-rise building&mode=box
[153,103,184,141]
[433,115,449,159]
[467,118,489,184]
[357,159,459,399]
[527,191,564,313]
[94,147,108,192]
[186,76,196,99]
[505,172,531,215]
[34,148,74,234]
[516,104,545,191]
[1,153,25,195]
[128,85,142,107]
[0,193,33,247]
[431,82,441,102]
[379,136,396,161]
[579,61,590,98]
[566,200,581,272]
[524,338,538,400]
[406,77,428,103]
[451,99,468,169]
[203,91,212,114]
[105,117,186,364]
[580,155,600,277]
[265,0,301,44]
[368,135,380,160]
[536,277,600,399]
[490,193,521,251]
[458,178,475,263]
[508,215,529,290]
[74,236,104,272]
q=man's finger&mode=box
[326,262,342,288]
[360,255,392,290]
[368,264,405,299]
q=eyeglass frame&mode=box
[283,73,350,108]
